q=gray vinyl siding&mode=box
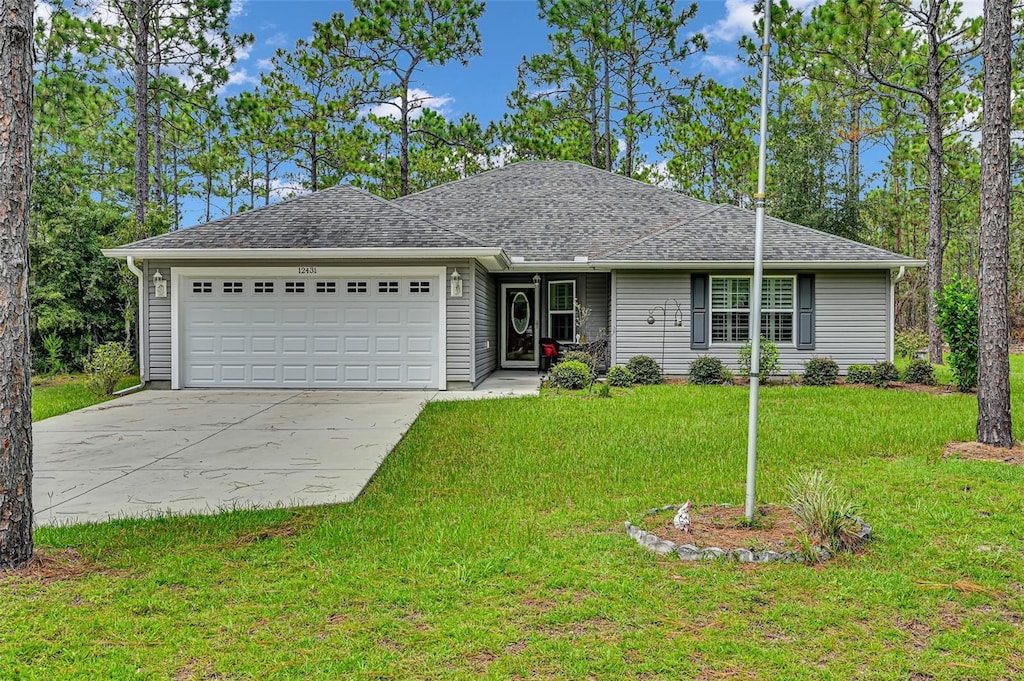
[612,269,891,374]
[583,273,610,339]
[144,261,172,381]
[445,262,472,383]
[473,261,497,383]
[141,259,472,387]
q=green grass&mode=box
[32,374,141,422]
[4,359,1024,679]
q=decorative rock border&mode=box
[625,503,872,564]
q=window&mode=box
[346,281,368,294]
[222,282,243,294]
[548,280,576,343]
[315,281,337,294]
[409,281,431,294]
[254,281,274,294]
[710,276,794,344]
[192,281,212,294]
[284,281,305,294]
[378,280,399,294]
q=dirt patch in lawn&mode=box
[944,441,1024,465]
[641,504,806,553]
[0,548,123,585]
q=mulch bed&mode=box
[945,441,1024,465]
[641,504,806,553]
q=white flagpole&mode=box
[746,0,771,522]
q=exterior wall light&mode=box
[153,270,168,298]
[450,269,463,297]
[532,274,541,286]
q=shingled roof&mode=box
[394,161,918,265]
[110,161,920,267]
[115,184,486,250]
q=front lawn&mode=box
[32,373,140,422]
[3,359,1023,679]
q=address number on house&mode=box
[298,266,317,274]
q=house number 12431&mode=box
[298,266,317,274]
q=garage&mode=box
[174,268,444,389]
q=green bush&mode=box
[626,355,662,385]
[596,381,612,398]
[738,336,780,381]
[606,365,635,387]
[872,361,900,387]
[895,328,928,359]
[83,342,134,396]
[902,358,936,385]
[846,364,874,384]
[548,360,592,390]
[786,470,864,552]
[41,333,66,375]
[688,355,727,385]
[936,278,978,392]
[802,356,839,386]
[560,350,599,376]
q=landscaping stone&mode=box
[625,504,872,565]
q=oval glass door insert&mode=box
[511,291,530,334]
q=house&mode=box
[103,161,924,390]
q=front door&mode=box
[500,284,538,368]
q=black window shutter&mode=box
[796,273,815,350]
[691,273,709,350]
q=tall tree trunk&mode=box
[924,9,945,365]
[134,0,150,236]
[589,80,599,168]
[400,91,410,197]
[602,52,612,171]
[976,0,1013,447]
[151,44,164,212]
[0,0,35,570]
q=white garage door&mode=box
[181,274,441,388]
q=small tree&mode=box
[739,336,780,382]
[935,278,979,392]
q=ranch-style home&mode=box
[104,161,924,390]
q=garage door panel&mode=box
[313,337,338,353]
[252,336,277,353]
[220,336,246,353]
[183,275,440,388]
[407,336,433,353]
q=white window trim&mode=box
[709,275,796,346]
[548,279,576,343]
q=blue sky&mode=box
[224,0,768,126]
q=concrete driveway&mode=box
[32,390,432,526]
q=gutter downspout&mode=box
[125,256,146,388]
[890,266,906,361]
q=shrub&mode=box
[936,278,979,392]
[596,381,612,398]
[872,361,900,387]
[903,358,936,385]
[626,355,662,385]
[738,336,780,382]
[606,365,635,387]
[41,332,66,375]
[895,328,929,359]
[786,470,864,552]
[688,355,727,385]
[83,342,134,396]
[559,349,599,376]
[548,360,592,390]
[846,364,874,384]
[802,356,839,386]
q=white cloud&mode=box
[270,178,309,201]
[34,1,55,34]
[229,0,246,18]
[265,32,289,47]
[706,0,825,42]
[956,0,984,18]
[224,67,260,89]
[701,53,743,74]
[256,57,274,71]
[365,88,453,120]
